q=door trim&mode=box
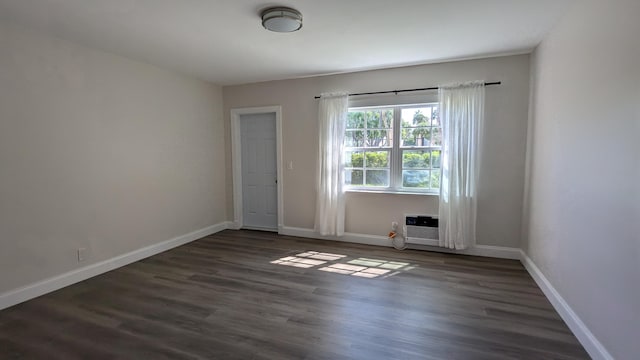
[230,106,283,232]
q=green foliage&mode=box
[346,111,364,129]
[413,110,426,124]
[431,150,441,168]
[399,109,443,147]
[402,151,440,169]
[346,151,388,169]
[403,152,430,168]
[346,110,393,147]
[365,152,388,168]
[347,152,364,167]
[430,170,441,188]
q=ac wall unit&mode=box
[404,214,439,247]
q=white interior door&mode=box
[240,113,278,231]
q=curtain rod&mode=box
[313,81,501,99]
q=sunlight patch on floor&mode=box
[271,252,413,279]
[270,256,326,268]
[295,251,346,261]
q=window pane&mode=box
[431,127,442,146]
[430,150,441,168]
[402,150,431,168]
[345,130,364,147]
[365,110,381,128]
[365,151,389,168]
[431,108,439,126]
[400,106,440,147]
[401,127,416,146]
[417,127,432,146]
[381,109,393,128]
[401,108,431,126]
[346,170,363,185]
[401,126,430,147]
[403,170,430,188]
[347,112,365,129]
[345,151,363,167]
[366,129,392,147]
[404,126,431,146]
[431,169,441,189]
[365,170,389,187]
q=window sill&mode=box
[345,188,439,196]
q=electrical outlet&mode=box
[287,161,294,170]
[77,248,87,262]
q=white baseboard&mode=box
[408,243,522,260]
[280,226,393,247]
[519,250,613,360]
[0,221,232,311]
[279,226,519,259]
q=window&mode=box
[344,104,441,193]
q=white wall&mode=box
[0,21,226,295]
[523,0,640,358]
[223,55,530,248]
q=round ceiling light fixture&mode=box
[261,6,303,33]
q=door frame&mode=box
[230,106,283,232]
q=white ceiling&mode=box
[0,0,574,86]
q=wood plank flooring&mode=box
[0,230,589,359]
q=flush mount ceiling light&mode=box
[261,6,303,33]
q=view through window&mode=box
[344,104,441,192]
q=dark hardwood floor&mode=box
[0,230,589,359]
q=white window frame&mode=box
[344,103,441,195]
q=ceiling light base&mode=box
[261,7,303,33]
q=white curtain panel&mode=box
[314,92,349,236]
[438,82,485,249]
